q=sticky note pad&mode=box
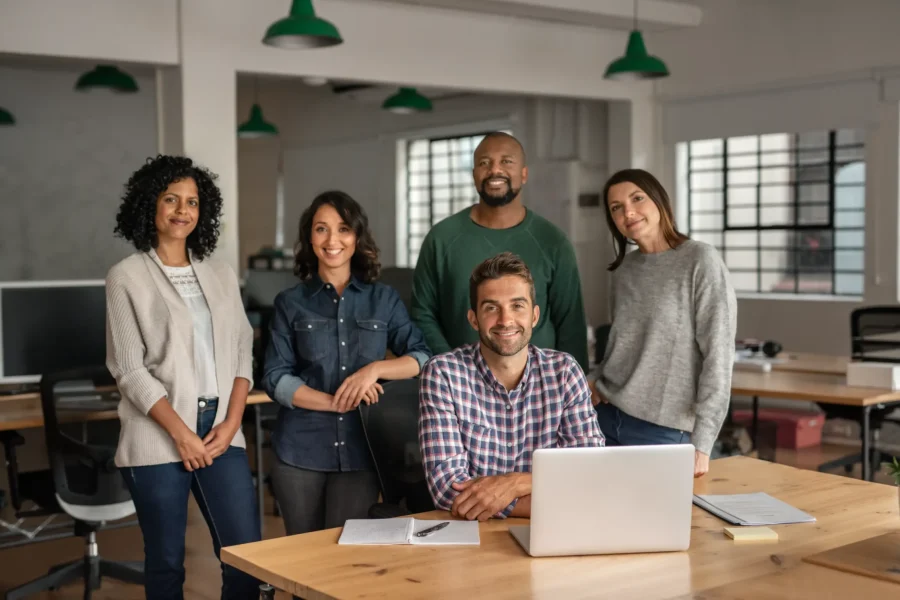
[724,527,778,542]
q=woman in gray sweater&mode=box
[595,169,736,477]
[106,155,260,599]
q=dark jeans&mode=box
[123,398,262,600]
[270,459,379,535]
[596,402,692,446]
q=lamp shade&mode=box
[238,104,279,138]
[604,30,669,81]
[0,107,14,125]
[75,65,139,92]
[382,87,433,114]
[263,0,343,49]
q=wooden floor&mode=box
[0,444,895,599]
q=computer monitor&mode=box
[0,281,107,385]
[242,269,298,309]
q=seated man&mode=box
[418,252,604,521]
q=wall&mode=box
[236,80,613,326]
[0,64,157,280]
[650,0,900,355]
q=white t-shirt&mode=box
[163,264,219,399]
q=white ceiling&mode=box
[352,0,704,32]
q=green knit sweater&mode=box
[411,207,589,371]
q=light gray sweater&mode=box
[599,240,737,454]
[106,250,253,467]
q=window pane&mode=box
[409,173,429,188]
[728,154,758,169]
[797,273,833,294]
[797,204,830,226]
[835,273,864,295]
[727,207,757,227]
[835,230,865,248]
[691,232,722,247]
[691,213,723,231]
[690,139,723,156]
[729,272,759,293]
[760,185,791,205]
[834,210,864,228]
[409,140,429,157]
[728,169,759,186]
[761,271,787,293]
[760,207,793,227]
[835,250,864,272]
[761,249,789,269]
[760,151,792,167]
[729,186,756,206]
[760,134,791,151]
[798,183,829,204]
[760,166,792,184]
[691,171,722,189]
[691,156,723,170]
[724,230,758,248]
[691,190,723,211]
[724,249,758,270]
[728,136,759,155]
[761,230,791,248]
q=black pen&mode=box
[415,521,450,537]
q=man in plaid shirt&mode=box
[418,252,604,521]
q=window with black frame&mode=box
[677,129,865,296]
[404,131,509,266]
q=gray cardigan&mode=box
[106,250,253,467]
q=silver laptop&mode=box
[509,445,695,557]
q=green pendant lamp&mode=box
[238,79,279,138]
[75,65,139,92]
[604,0,669,81]
[263,0,343,49]
[0,107,14,126]
[382,87,432,114]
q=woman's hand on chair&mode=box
[333,363,381,412]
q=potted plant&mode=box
[886,457,900,514]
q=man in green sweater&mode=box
[411,132,589,371]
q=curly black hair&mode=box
[294,190,381,283]
[114,155,224,260]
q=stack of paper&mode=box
[693,492,816,526]
[338,518,480,546]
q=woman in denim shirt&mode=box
[262,190,431,535]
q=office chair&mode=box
[818,306,900,477]
[358,378,435,518]
[378,267,415,313]
[4,366,143,600]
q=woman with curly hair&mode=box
[262,190,430,536]
[105,155,261,600]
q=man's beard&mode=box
[478,177,521,207]
[479,327,530,357]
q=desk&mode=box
[0,390,273,533]
[731,370,900,480]
[673,563,899,599]
[770,352,849,376]
[221,457,898,600]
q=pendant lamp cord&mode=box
[634,0,638,30]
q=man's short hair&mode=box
[469,252,536,311]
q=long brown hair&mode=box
[602,169,689,271]
[294,190,381,282]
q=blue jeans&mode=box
[596,402,692,446]
[123,398,262,600]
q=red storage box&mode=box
[732,409,825,449]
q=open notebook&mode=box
[693,492,816,526]
[338,519,480,546]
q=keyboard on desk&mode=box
[56,392,121,412]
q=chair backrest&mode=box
[40,366,132,508]
[378,267,415,313]
[358,378,434,513]
[851,306,900,363]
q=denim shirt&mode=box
[262,274,431,472]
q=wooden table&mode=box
[730,369,900,481]
[221,457,900,600]
[770,352,849,376]
[674,563,899,599]
[0,388,273,530]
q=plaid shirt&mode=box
[418,344,604,517]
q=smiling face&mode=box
[606,180,663,245]
[310,202,357,274]
[467,275,540,358]
[155,177,199,243]
[472,135,528,207]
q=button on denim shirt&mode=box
[262,274,431,472]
